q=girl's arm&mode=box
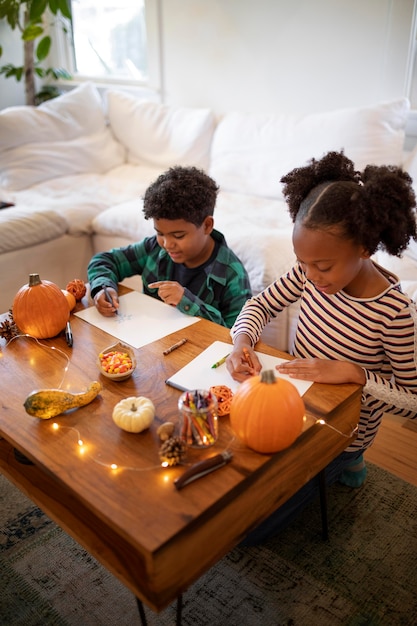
[231,265,304,346]
[363,304,417,416]
[279,302,417,417]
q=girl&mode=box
[227,150,417,543]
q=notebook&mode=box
[165,340,313,396]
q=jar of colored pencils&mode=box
[178,389,218,448]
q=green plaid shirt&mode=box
[88,229,252,328]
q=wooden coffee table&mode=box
[0,292,361,617]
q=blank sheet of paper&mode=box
[74,291,200,348]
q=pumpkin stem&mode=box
[28,273,42,286]
[130,403,137,412]
[260,370,276,384]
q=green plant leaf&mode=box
[0,64,24,81]
[23,24,44,41]
[47,67,68,79]
[49,0,59,15]
[45,66,72,79]
[36,36,51,61]
[1,0,72,102]
[0,5,19,30]
[56,0,72,20]
[30,0,48,22]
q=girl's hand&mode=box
[94,287,119,317]
[148,281,185,306]
[277,358,366,385]
[226,341,261,382]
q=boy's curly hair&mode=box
[143,166,219,227]
[280,150,417,256]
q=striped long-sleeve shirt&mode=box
[231,262,417,452]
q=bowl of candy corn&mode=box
[97,341,136,381]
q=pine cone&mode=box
[159,436,186,466]
[0,311,19,340]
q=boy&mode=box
[88,166,252,328]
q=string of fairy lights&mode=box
[3,333,359,474]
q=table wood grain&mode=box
[0,290,361,611]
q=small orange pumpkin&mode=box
[229,369,305,454]
[61,289,76,312]
[13,274,69,339]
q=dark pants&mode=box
[241,449,364,546]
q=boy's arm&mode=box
[88,240,149,297]
[177,266,252,328]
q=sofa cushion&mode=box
[0,206,67,254]
[210,99,410,200]
[0,83,125,191]
[106,90,215,170]
[10,164,163,236]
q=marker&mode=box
[174,451,233,490]
[103,286,118,314]
[211,353,230,369]
[65,321,73,347]
[163,338,187,355]
[243,347,254,369]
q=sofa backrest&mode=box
[105,90,215,171]
[0,82,125,192]
[209,99,410,200]
[0,83,217,194]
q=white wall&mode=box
[0,0,415,115]
[160,0,415,116]
[0,23,28,108]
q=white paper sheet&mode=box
[166,340,313,396]
[74,291,200,348]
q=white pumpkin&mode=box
[112,396,155,433]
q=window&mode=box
[52,0,161,92]
[71,0,148,80]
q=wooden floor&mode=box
[365,414,417,487]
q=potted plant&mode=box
[0,0,72,105]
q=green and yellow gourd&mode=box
[24,382,102,419]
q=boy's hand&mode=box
[148,281,185,306]
[94,287,119,316]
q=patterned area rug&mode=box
[1,463,417,626]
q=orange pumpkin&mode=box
[61,289,76,312]
[13,274,69,339]
[229,369,305,454]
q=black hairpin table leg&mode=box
[176,593,183,624]
[136,594,183,626]
[136,597,148,626]
[318,468,329,540]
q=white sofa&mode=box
[1,83,416,351]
